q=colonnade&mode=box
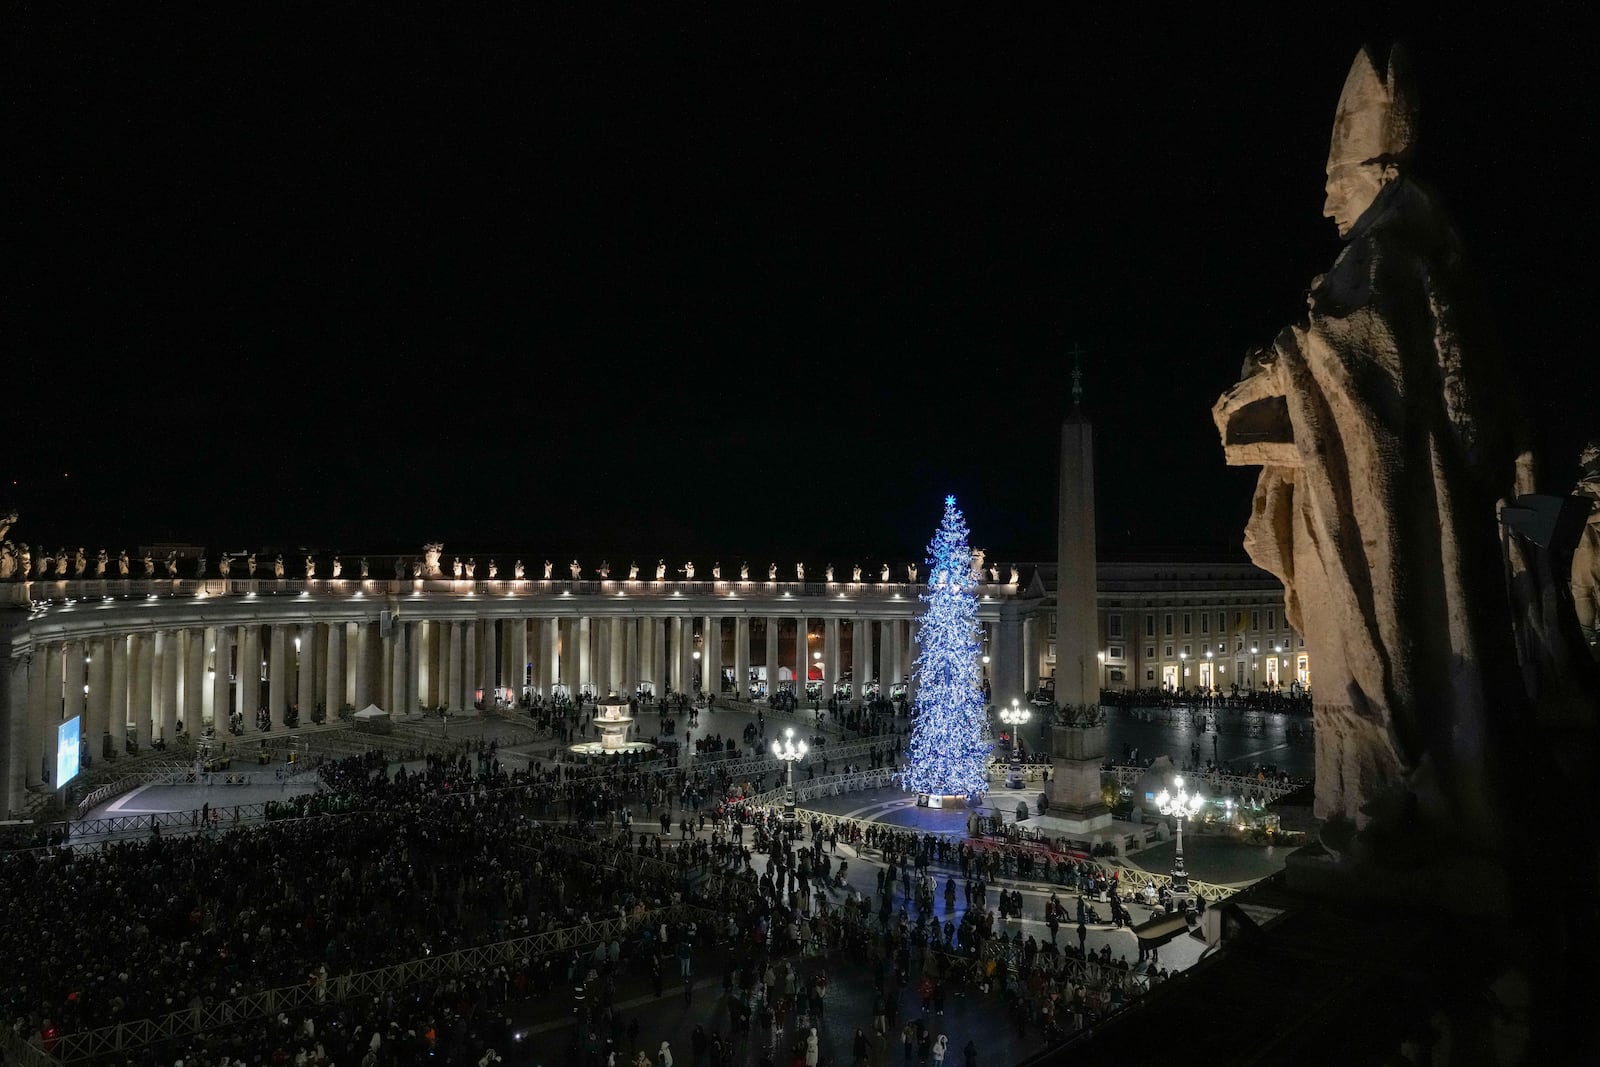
[2,601,1002,815]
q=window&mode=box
[1109,668,1125,682]
[1201,612,1210,635]
[1046,642,1055,662]
[1266,609,1275,630]
[1164,614,1173,637]
[1047,614,1058,637]
[1109,614,1123,639]
[1145,669,1155,681]
[1251,610,1260,630]
[1145,646,1155,660]
[1218,612,1226,633]
[1164,644,1174,658]
[1182,644,1192,657]
[1108,645,1124,660]
[1145,614,1155,638]
[1182,613,1192,635]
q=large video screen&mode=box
[57,717,81,788]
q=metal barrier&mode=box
[51,902,717,1063]
[1108,764,1306,803]
[0,1029,61,1067]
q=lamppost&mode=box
[1155,775,1205,900]
[998,697,1031,789]
[1178,650,1188,692]
[1250,646,1259,689]
[692,649,701,695]
[771,726,807,822]
[1203,648,1214,694]
[1097,650,1106,692]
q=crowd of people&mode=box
[2,687,1241,1066]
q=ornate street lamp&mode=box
[771,726,808,821]
[998,697,1031,789]
[1155,775,1205,900]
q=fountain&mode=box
[568,691,657,758]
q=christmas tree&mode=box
[902,495,992,800]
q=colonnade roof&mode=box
[2,576,1025,647]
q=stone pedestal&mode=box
[1037,721,1111,833]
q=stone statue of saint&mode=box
[569,559,581,579]
[143,552,155,577]
[0,510,14,544]
[37,553,51,577]
[488,560,498,579]
[768,563,777,580]
[1008,566,1018,586]
[359,557,369,578]
[514,560,525,580]
[395,558,407,578]
[628,561,639,580]
[543,560,553,579]
[598,560,610,579]
[1572,439,1600,654]
[740,562,749,580]
[18,544,31,578]
[273,555,285,579]
[825,565,834,583]
[218,554,230,578]
[165,551,178,578]
[990,566,1001,582]
[246,552,256,577]
[656,559,667,580]
[452,558,463,579]
[465,558,476,578]
[57,548,70,576]
[423,544,444,578]
[73,548,86,577]
[118,549,129,576]
[795,562,804,580]
[0,542,14,580]
[880,564,890,582]
[852,563,861,582]
[331,557,342,578]
[907,564,918,582]
[304,555,315,579]
[196,554,207,577]
[1213,46,1526,847]
[411,559,422,578]
[712,562,721,580]
[684,561,695,579]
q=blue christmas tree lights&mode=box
[902,495,992,800]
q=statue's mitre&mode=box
[1328,44,1417,169]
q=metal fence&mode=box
[1108,764,1306,803]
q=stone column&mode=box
[441,620,460,713]
[326,623,345,715]
[133,634,155,748]
[62,640,86,733]
[28,648,51,786]
[863,620,876,695]
[668,617,683,694]
[905,621,920,704]
[541,618,558,697]
[389,620,407,716]
[476,619,494,708]
[184,629,206,731]
[794,616,807,696]
[1022,616,1038,697]
[703,616,721,697]
[209,627,231,732]
[764,616,779,699]
[454,620,471,712]
[3,644,26,812]
[235,625,258,722]
[402,621,421,715]
[298,624,317,723]
[110,634,130,754]
[508,618,527,705]
[650,617,668,700]
[623,617,640,699]
[595,618,612,695]
[87,637,111,750]
[267,626,287,730]
[354,621,373,712]
[734,617,750,702]
[850,620,865,703]
[824,617,840,698]
[157,631,180,742]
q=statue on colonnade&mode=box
[164,550,178,578]
[273,555,284,579]
[56,548,69,576]
[712,562,721,579]
[514,559,525,580]
[73,547,86,577]
[422,543,444,578]
[18,544,31,578]
[852,563,861,582]
[196,554,207,577]
[684,561,695,579]
[795,562,804,580]
[543,560,553,579]
[598,560,610,579]
[740,562,749,580]
[825,565,833,582]
[331,557,342,578]
[142,552,155,577]
[305,555,316,579]
[218,555,231,578]
[0,509,14,544]
[657,560,666,580]
[452,557,463,579]
[880,563,889,582]
[628,561,639,580]
[569,559,581,579]
[118,549,129,576]
[768,563,777,580]
[246,552,256,577]
[907,564,917,582]
[465,559,476,578]
[488,560,497,579]
[359,557,369,578]
[0,542,14,580]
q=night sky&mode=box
[8,8,1595,567]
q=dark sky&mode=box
[7,7,1595,566]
